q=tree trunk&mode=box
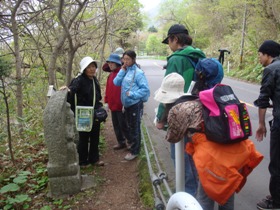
[239,3,248,68]
[48,34,67,87]
[1,77,15,164]
[98,0,109,81]
[11,0,24,135]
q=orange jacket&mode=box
[186,133,263,205]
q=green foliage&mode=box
[146,34,168,56]
[0,165,50,209]
[138,130,154,208]
[0,170,31,209]
[153,0,280,76]
[0,183,20,193]
[107,0,144,48]
[148,26,158,33]
[40,206,52,210]
[0,56,12,78]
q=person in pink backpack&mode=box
[155,62,263,210]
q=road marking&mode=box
[240,100,254,108]
[240,100,273,114]
[153,62,165,69]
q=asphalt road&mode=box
[138,58,272,210]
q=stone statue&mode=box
[43,90,81,196]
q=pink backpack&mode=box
[199,84,252,144]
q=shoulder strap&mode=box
[185,56,200,81]
[92,78,96,108]
[185,56,199,68]
[128,69,137,91]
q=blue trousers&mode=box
[124,101,143,155]
[197,182,234,210]
[170,137,198,196]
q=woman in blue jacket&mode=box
[113,50,150,160]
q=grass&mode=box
[0,123,107,210]
[138,122,171,209]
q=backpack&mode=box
[199,84,252,144]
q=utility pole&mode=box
[240,2,248,67]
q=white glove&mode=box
[104,103,109,112]
[154,108,158,126]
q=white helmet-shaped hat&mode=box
[114,47,124,58]
[166,192,203,210]
[79,56,97,73]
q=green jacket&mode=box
[157,46,205,123]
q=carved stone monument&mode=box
[43,90,81,196]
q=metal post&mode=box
[175,140,185,192]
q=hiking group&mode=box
[58,22,280,210]
[154,24,280,210]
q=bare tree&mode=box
[57,0,89,85]
[1,0,25,134]
[0,57,14,164]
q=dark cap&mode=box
[162,24,189,44]
[258,40,280,58]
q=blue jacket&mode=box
[113,64,150,108]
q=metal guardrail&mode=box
[141,122,203,210]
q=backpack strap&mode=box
[185,56,197,68]
[185,56,200,81]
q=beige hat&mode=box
[79,56,97,73]
[154,73,185,104]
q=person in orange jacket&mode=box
[155,63,263,210]
[167,97,263,209]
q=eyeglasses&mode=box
[123,57,132,62]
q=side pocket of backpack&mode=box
[224,104,244,141]
[238,103,252,137]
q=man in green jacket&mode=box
[155,24,205,196]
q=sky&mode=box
[139,0,161,11]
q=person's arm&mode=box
[128,71,150,99]
[254,67,274,141]
[256,108,267,142]
[104,75,110,104]
[113,68,126,86]
[156,103,167,129]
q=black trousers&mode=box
[78,121,101,165]
[111,111,129,145]
[269,117,280,207]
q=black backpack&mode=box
[199,84,252,144]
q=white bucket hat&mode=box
[154,73,185,104]
[79,56,97,73]
[114,47,124,57]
